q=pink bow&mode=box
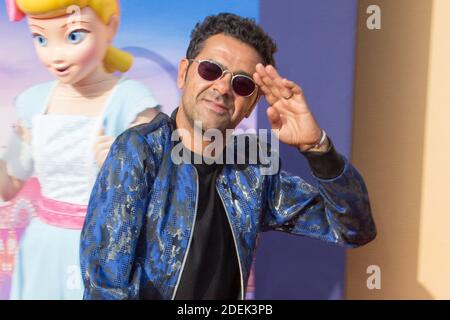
[5,0,25,21]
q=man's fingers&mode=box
[256,64,294,100]
[256,64,278,92]
[255,63,267,77]
[268,75,292,99]
[253,71,264,87]
[266,67,297,99]
[253,72,267,92]
[263,77,285,100]
[282,78,303,95]
[254,72,278,104]
[266,65,283,80]
[266,107,282,130]
[256,64,306,108]
[270,100,298,117]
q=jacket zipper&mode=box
[171,165,199,299]
[216,181,245,300]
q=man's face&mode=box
[177,34,262,132]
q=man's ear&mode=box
[107,15,119,44]
[177,58,190,89]
[244,91,262,118]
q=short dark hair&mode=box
[186,13,277,66]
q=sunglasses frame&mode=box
[188,59,258,97]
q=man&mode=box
[80,13,376,300]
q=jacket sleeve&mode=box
[263,154,376,248]
[80,128,155,299]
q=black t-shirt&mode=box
[174,151,240,300]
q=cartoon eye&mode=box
[33,34,48,47]
[67,30,88,45]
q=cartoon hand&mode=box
[94,128,114,167]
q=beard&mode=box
[182,90,235,133]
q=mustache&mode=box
[203,91,233,109]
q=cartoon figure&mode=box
[0,0,159,299]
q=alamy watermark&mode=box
[367,5,381,30]
[366,264,381,290]
[66,5,82,28]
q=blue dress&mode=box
[9,78,159,299]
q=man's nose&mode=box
[212,72,233,96]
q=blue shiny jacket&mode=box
[80,112,376,300]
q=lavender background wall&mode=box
[256,0,358,299]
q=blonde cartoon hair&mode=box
[15,0,133,73]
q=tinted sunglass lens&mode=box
[233,76,256,97]
[198,61,222,81]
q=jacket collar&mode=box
[170,107,179,130]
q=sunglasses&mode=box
[189,59,258,97]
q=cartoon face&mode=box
[27,6,117,85]
[177,34,262,132]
